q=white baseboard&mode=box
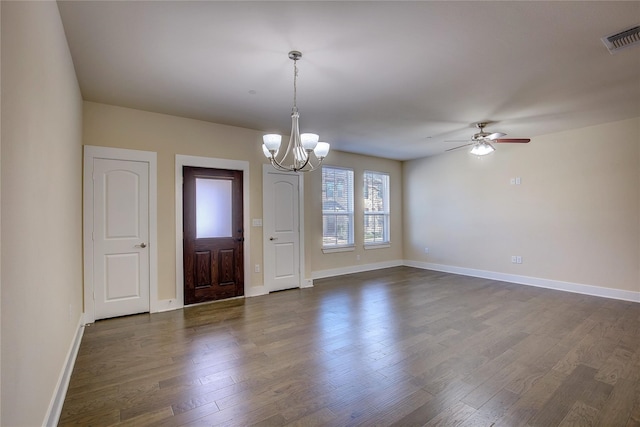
[246,280,313,296]
[246,284,269,297]
[154,298,183,313]
[404,260,640,303]
[44,316,85,427]
[311,259,404,280]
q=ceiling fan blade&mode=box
[487,132,506,140]
[445,142,474,152]
[493,138,531,143]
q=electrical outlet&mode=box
[516,256,522,264]
[356,254,361,261]
[511,256,517,263]
[254,264,260,273]
[424,247,429,254]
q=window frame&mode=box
[363,170,390,248]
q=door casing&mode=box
[175,155,251,303]
[83,145,158,324]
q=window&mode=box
[363,171,390,245]
[322,166,354,248]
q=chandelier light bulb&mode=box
[263,134,282,152]
[300,133,319,151]
[262,144,278,158]
[314,142,330,159]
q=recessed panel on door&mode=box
[105,253,140,300]
[275,243,295,278]
[275,181,295,233]
[105,171,140,238]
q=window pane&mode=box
[322,214,353,246]
[195,178,232,238]
[364,214,387,244]
[322,167,354,246]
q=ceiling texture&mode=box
[57,1,640,160]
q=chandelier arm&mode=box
[269,156,294,172]
[269,152,324,173]
[296,151,312,171]
[301,156,324,172]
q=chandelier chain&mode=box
[293,58,298,111]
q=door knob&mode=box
[269,237,278,241]
[136,243,147,248]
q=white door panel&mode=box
[263,169,300,292]
[93,158,150,319]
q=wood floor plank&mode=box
[557,401,599,427]
[527,365,600,427]
[59,266,640,427]
[596,378,637,426]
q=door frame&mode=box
[83,145,158,324]
[175,155,251,304]
[262,164,308,291]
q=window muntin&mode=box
[322,167,354,247]
[363,171,390,245]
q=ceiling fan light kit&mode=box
[470,141,495,156]
[261,51,330,173]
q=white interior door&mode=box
[263,168,300,292]
[93,158,150,319]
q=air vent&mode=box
[601,24,640,54]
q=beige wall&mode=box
[404,117,640,294]
[83,101,266,300]
[1,2,84,425]
[83,101,404,299]
[304,151,404,276]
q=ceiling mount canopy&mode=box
[262,51,330,172]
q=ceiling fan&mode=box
[445,122,530,156]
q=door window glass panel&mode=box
[196,178,232,238]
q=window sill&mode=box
[364,243,391,250]
[322,245,356,254]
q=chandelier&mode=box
[262,51,330,172]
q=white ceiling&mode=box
[57,1,640,160]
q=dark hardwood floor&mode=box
[59,267,640,426]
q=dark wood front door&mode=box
[183,166,244,304]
